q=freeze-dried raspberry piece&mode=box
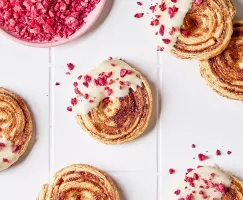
[198,154,207,161]
[134,13,144,18]
[169,168,175,174]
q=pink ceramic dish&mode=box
[0,0,106,48]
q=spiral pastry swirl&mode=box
[200,20,243,101]
[0,88,32,171]
[37,164,120,200]
[172,0,235,60]
[71,60,152,144]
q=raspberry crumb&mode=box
[174,189,181,195]
[65,72,71,75]
[227,151,232,155]
[67,106,72,112]
[111,63,116,67]
[162,39,171,44]
[73,82,78,87]
[216,184,227,193]
[0,143,5,147]
[216,150,221,156]
[137,2,143,6]
[12,146,19,153]
[67,63,74,71]
[55,82,60,86]
[192,144,196,148]
[187,168,193,173]
[193,173,199,180]
[169,168,175,174]
[2,158,9,163]
[198,154,207,161]
[134,13,144,18]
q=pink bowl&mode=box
[0,0,106,48]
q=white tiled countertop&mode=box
[0,0,243,199]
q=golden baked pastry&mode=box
[70,60,152,144]
[173,0,235,60]
[200,20,243,101]
[172,166,243,200]
[0,88,32,171]
[150,0,235,60]
[37,164,120,200]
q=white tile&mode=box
[51,58,160,173]
[0,46,50,200]
[52,0,157,66]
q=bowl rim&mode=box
[0,0,107,48]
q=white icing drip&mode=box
[0,137,20,171]
[172,166,232,200]
[73,60,143,115]
[151,0,193,51]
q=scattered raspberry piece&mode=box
[12,146,19,153]
[67,106,72,112]
[108,57,113,60]
[198,154,207,161]
[109,79,114,84]
[181,30,190,37]
[186,194,193,200]
[67,63,74,71]
[159,2,166,11]
[171,0,177,2]
[162,39,171,44]
[0,143,5,147]
[149,5,156,13]
[2,158,9,163]
[194,0,203,4]
[169,168,175,174]
[187,168,193,173]
[83,94,89,99]
[150,19,159,26]
[78,75,82,80]
[107,72,113,78]
[134,13,144,18]
[159,25,165,36]
[103,98,110,103]
[227,151,232,155]
[192,144,196,148]
[89,100,94,103]
[216,184,226,193]
[71,98,78,106]
[137,2,143,6]
[216,149,221,156]
[73,82,78,87]
[193,173,199,180]
[169,27,176,35]
[111,63,116,67]
[120,69,132,78]
[84,75,92,82]
[55,82,60,86]
[65,72,71,75]
[174,189,181,195]
[83,82,89,88]
[197,165,203,168]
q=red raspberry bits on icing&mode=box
[0,143,5,148]
[83,82,89,88]
[162,39,171,44]
[67,63,74,71]
[83,94,89,99]
[134,13,144,18]
[187,168,193,173]
[149,5,156,13]
[137,2,143,6]
[12,146,19,153]
[67,106,72,112]
[168,6,178,18]
[193,173,199,180]
[159,2,166,11]
[71,98,78,106]
[174,189,181,195]
[171,0,178,2]
[227,151,232,155]
[73,82,78,87]
[84,75,92,82]
[111,63,116,67]
[169,168,175,174]
[216,149,221,156]
[186,194,193,200]
[0,0,101,42]
[216,183,227,193]
[55,82,60,86]
[120,69,132,78]
[181,30,190,37]
[2,158,9,163]
[198,154,208,161]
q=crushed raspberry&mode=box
[111,63,116,67]
[74,87,81,95]
[197,165,203,168]
[216,150,221,156]
[65,72,71,75]
[181,30,190,37]
[184,176,193,183]
[178,198,185,200]
[73,82,78,87]
[67,106,72,112]
[107,72,113,78]
[159,25,165,36]
[109,79,114,84]
[149,5,156,13]
[169,168,175,174]
[89,100,94,103]
[171,0,178,2]
[198,154,207,161]
[77,75,82,80]
[83,94,89,99]
[134,13,144,18]
[55,82,60,86]
[210,173,215,178]
[71,98,78,106]
[187,168,193,173]
[83,82,89,88]
[67,63,74,71]
[120,69,132,78]
[199,190,204,195]
[2,158,9,163]
[157,46,164,51]
[137,2,143,6]
[159,2,166,11]
[0,143,5,147]
[216,184,227,193]
[150,19,159,26]
[84,75,92,82]
[108,57,113,60]
[169,27,176,35]
[168,6,178,18]
[193,173,199,180]
[227,151,232,155]
[186,194,193,200]
[162,39,171,44]
[174,189,181,195]
[12,146,19,153]
[0,0,101,42]
[194,0,203,4]
[192,144,196,148]
[105,87,113,96]
[103,98,110,103]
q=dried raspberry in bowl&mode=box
[0,0,101,43]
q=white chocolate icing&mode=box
[72,60,143,114]
[150,0,193,51]
[0,137,20,171]
[172,166,232,200]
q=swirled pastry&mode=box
[37,164,120,200]
[200,20,243,101]
[171,166,243,200]
[0,88,32,171]
[150,0,235,60]
[69,59,152,144]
